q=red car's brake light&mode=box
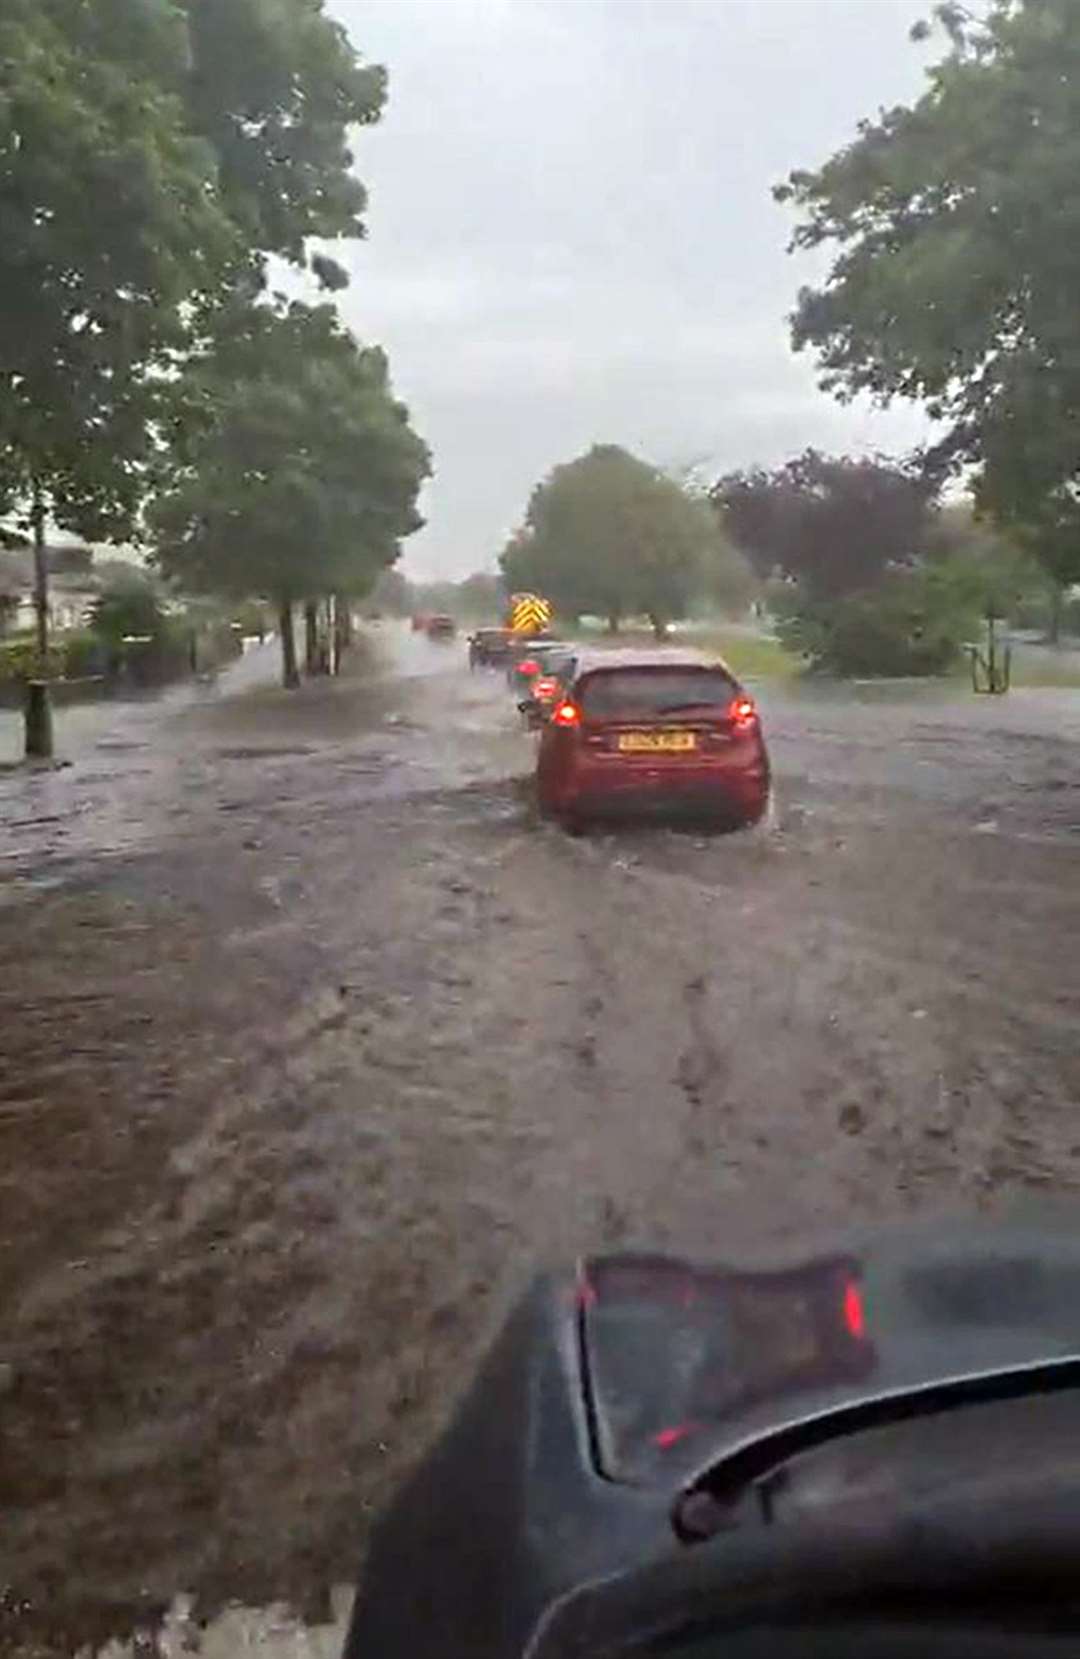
[552,700,581,727]
[728,695,757,727]
[533,676,558,699]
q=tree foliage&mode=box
[0,0,386,677]
[0,0,238,551]
[370,566,416,617]
[501,445,739,635]
[712,450,937,600]
[776,0,1080,592]
[89,569,168,646]
[762,490,1049,677]
[151,300,430,685]
[179,0,386,276]
[924,501,1047,622]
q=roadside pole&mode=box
[24,680,53,758]
[26,484,54,759]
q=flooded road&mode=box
[2,625,1080,1652]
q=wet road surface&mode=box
[2,625,1080,1651]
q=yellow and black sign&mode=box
[508,592,552,634]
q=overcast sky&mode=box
[320,0,936,579]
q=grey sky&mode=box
[322,0,935,579]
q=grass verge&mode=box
[561,622,800,681]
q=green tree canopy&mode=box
[0,0,386,706]
[501,445,733,635]
[151,300,430,686]
[0,0,239,556]
[776,0,1080,596]
[179,0,386,279]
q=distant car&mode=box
[426,614,457,640]
[505,638,569,697]
[536,651,770,832]
[518,649,578,726]
[469,627,514,669]
[410,613,429,632]
[502,633,550,679]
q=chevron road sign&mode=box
[507,592,552,634]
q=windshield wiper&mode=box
[672,1352,1080,1544]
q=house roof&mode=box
[0,548,100,594]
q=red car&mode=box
[536,651,770,832]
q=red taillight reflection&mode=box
[843,1279,865,1341]
[576,1271,597,1311]
[729,695,757,725]
[653,1423,696,1451]
[552,701,581,727]
[534,676,558,699]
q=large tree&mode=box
[0,0,236,670]
[152,300,430,687]
[776,0,1080,612]
[0,0,384,745]
[501,445,733,636]
[712,450,936,600]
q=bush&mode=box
[60,629,109,678]
[0,635,64,684]
[774,568,973,677]
[89,575,167,647]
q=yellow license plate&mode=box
[618,730,696,753]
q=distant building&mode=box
[0,547,100,637]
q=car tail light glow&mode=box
[552,700,581,727]
[729,695,757,726]
[843,1278,866,1341]
[518,658,539,677]
[534,675,558,699]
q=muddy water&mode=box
[2,626,1080,1653]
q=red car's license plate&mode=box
[617,731,696,753]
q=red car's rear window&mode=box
[580,667,738,719]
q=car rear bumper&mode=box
[555,757,770,825]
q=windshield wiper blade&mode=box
[672,1352,1080,1544]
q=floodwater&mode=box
[2,624,1079,1653]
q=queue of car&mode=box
[465,624,771,835]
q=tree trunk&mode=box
[332,594,348,674]
[648,612,669,641]
[605,614,621,634]
[1048,580,1064,646]
[31,482,48,664]
[278,602,300,689]
[304,600,320,674]
[339,597,354,646]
